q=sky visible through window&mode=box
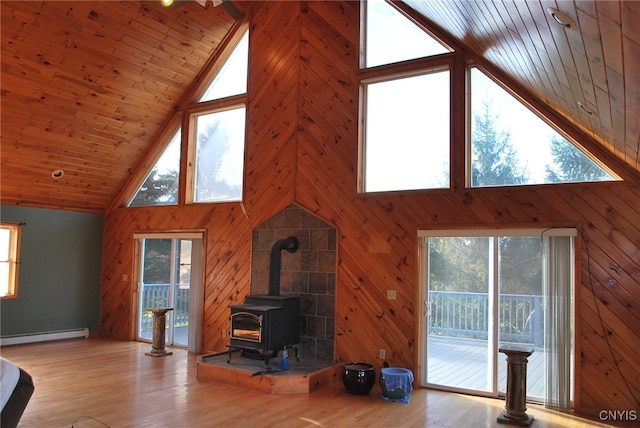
[366,0,449,67]
[471,68,561,183]
[200,31,248,102]
[365,70,450,192]
[0,227,11,296]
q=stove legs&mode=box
[226,344,300,367]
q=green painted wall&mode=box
[0,205,103,336]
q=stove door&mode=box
[230,311,262,343]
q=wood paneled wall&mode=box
[101,1,640,417]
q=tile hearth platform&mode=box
[197,350,342,395]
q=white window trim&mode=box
[1,222,22,299]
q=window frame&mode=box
[357,2,626,196]
[183,25,249,205]
[358,63,453,194]
[185,97,247,204]
[465,65,621,188]
[1,222,22,299]
[357,0,455,195]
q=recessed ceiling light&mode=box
[51,169,65,179]
[547,8,577,30]
[160,0,174,7]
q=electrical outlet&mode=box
[379,349,386,359]
[221,329,226,338]
[387,289,397,300]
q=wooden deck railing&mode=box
[140,284,190,331]
[428,291,543,345]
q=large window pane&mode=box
[470,67,616,187]
[194,107,246,202]
[365,0,450,68]
[363,70,450,192]
[0,228,12,297]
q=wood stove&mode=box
[228,236,301,366]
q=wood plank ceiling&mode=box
[1,0,238,212]
[1,0,639,213]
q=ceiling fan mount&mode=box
[161,0,243,20]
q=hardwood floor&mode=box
[0,338,613,427]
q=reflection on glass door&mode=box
[138,238,192,348]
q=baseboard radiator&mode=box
[0,328,89,346]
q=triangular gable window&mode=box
[363,0,450,68]
[129,131,181,207]
[199,30,248,102]
[470,67,618,187]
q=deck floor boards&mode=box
[427,336,546,398]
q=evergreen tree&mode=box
[545,135,611,183]
[472,101,529,186]
[429,237,489,293]
[498,237,542,295]
[143,239,172,284]
[129,169,179,206]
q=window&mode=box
[1,223,21,299]
[129,130,181,207]
[363,0,449,68]
[362,69,450,192]
[420,229,575,408]
[359,0,452,193]
[191,106,246,202]
[200,31,248,102]
[469,67,618,187]
[187,29,249,204]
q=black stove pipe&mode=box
[268,236,299,296]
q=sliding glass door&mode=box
[421,229,574,406]
[136,234,203,352]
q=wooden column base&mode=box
[497,411,534,426]
[145,349,173,358]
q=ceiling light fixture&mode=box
[160,0,174,7]
[51,169,65,179]
[547,7,577,30]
